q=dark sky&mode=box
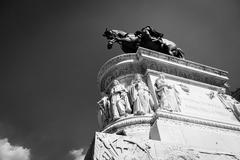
[1,0,240,160]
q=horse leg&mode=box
[107,39,116,49]
[167,45,175,56]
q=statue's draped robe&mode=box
[110,84,131,118]
[97,97,111,128]
[130,81,154,114]
[156,82,181,112]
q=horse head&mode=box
[103,28,115,40]
[103,28,118,49]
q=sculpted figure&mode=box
[139,26,164,43]
[139,26,184,58]
[219,92,240,120]
[129,74,154,115]
[155,74,181,112]
[97,95,111,128]
[103,26,185,59]
[110,80,132,120]
[233,101,240,120]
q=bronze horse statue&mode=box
[103,26,185,59]
[102,28,140,53]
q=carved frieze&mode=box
[93,132,240,160]
[97,74,155,129]
[94,132,153,160]
[98,48,228,92]
[218,93,240,121]
[154,73,182,113]
[137,47,228,77]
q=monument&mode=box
[84,27,240,160]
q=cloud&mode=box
[0,138,30,160]
[70,148,85,160]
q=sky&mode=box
[1,0,240,160]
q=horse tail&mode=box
[176,48,185,59]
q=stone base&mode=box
[86,132,240,160]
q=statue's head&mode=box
[159,73,165,81]
[134,74,143,83]
[141,26,151,32]
[113,79,120,86]
[155,73,166,87]
[134,30,142,36]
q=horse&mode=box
[138,27,184,58]
[103,28,185,59]
[161,38,184,59]
[103,28,140,53]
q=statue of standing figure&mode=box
[97,95,111,129]
[155,73,181,112]
[110,80,132,120]
[129,74,154,115]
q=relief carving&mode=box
[95,133,153,160]
[129,74,154,115]
[98,74,155,129]
[154,73,181,113]
[97,95,111,129]
[110,80,132,120]
[94,132,240,160]
[217,90,240,121]
[207,91,215,99]
[165,150,199,160]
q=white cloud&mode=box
[0,138,30,160]
[70,148,85,160]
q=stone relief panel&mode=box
[140,57,227,88]
[217,92,240,121]
[97,74,155,129]
[129,74,154,115]
[146,70,240,125]
[110,80,132,120]
[154,73,182,113]
[93,132,240,160]
[97,95,111,129]
[94,132,153,160]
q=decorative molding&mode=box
[97,47,229,92]
[102,115,154,133]
[155,111,240,132]
[138,48,228,87]
[101,111,240,134]
[137,47,228,77]
[97,53,138,88]
[100,62,141,92]
[146,69,223,91]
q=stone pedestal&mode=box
[86,47,240,160]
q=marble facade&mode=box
[86,47,240,160]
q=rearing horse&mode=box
[103,28,140,53]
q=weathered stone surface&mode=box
[150,118,240,153]
[97,67,239,130]
[90,132,240,160]
[146,69,239,125]
[97,47,228,93]
[90,47,240,160]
